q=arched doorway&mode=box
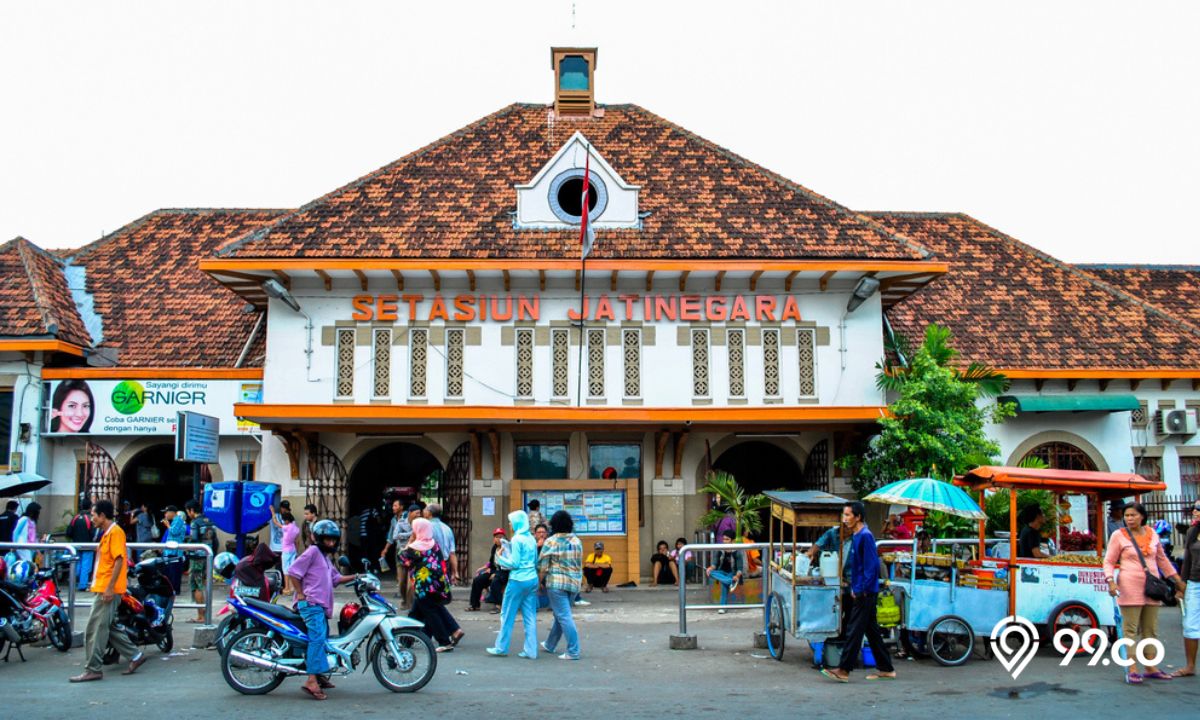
[120,444,195,513]
[1021,442,1098,472]
[711,441,804,497]
[346,442,444,569]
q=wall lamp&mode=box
[846,276,881,313]
[260,278,315,381]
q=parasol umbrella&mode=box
[0,471,50,497]
[864,477,985,520]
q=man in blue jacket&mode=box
[821,501,896,682]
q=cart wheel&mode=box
[900,630,930,658]
[1048,602,1100,656]
[765,592,785,661]
[927,615,974,667]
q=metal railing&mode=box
[675,542,772,637]
[1,541,215,630]
[0,542,80,630]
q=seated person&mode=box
[1017,505,1049,559]
[883,513,914,540]
[670,537,697,583]
[650,540,678,586]
[704,530,745,611]
[583,542,614,592]
[234,543,280,602]
[469,528,506,611]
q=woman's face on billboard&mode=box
[56,389,92,432]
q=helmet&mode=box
[312,519,341,544]
[1153,519,1172,535]
[7,560,34,585]
[214,552,238,580]
[338,602,362,634]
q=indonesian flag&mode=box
[580,150,595,260]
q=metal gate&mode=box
[442,442,471,579]
[84,441,121,506]
[306,440,349,536]
[801,439,829,492]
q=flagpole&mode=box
[576,254,586,407]
[575,146,592,408]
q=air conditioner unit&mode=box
[1158,409,1197,435]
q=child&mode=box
[280,511,299,595]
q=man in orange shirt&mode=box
[70,499,146,682]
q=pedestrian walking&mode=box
[280,510,299,595]
[538,510,583,660]
[12,501,41,562]
[301,504,319,549]
[268,499,287,556]
[184,500,217,623]
[68,499,97,591]
[381,499,413,602]
[821,501,896,682]
[160,505,186,595]
[399,518,463,653]
[486,510,539,658]
[0,500,19,543]
[1172,499,1200,677]
[424,503,458,585]
[131,501,156,562]
[526,499,546,532]
[69,499,147,682]
[1104,501,1185,683]
[286,519,355,701]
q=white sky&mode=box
[2,1,1197,263]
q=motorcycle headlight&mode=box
[358,573,381,592]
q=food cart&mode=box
[761,491,850,660]
[882,466,1166,666]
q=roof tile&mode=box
[0,237,91,347]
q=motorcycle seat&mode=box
[243,597,304,624]
[1,581,29,600]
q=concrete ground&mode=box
[4,584,1200,720]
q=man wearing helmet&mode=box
[286,518,355,701]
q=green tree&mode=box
[844,324,1014,496]
[697,470,771,537]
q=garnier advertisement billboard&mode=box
[44,379,261,435]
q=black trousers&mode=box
[584,567,613,588]
[487,570,509,604]
[838,591,894,673]
[410,596,457,646]
[470,572,494,609]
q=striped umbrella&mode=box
[864,477,986,520]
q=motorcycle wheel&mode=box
[48,612,72,652]
[222,627,286,695]
[371,627,437,693]
[157,627,173,654]
[215,616,239,657]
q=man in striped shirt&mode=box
[538,510,584,660]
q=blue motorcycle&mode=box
[220,572,436,695]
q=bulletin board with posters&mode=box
[522,489,626,536]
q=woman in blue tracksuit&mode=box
[486,510,540,658]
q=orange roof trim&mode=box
[955,465,1166,500]
[202,258,949,274]
[42,367,263,380]
[0,339,87,356]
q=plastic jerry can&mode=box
[819,552,839,582]
[795,553,812,577]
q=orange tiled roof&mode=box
[219,104,927,261]
[867,213,1200,371]
[63,209,287,367]
[0,237,91,347]
[1078,265,1200,328]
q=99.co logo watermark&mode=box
[989,615,1165,679]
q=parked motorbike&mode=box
[220,572,436,695]
[214,569,283,657]
[102,555,183,664]
[0,559,73,660]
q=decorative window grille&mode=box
[335,328,355,399]
[446,328,465,398]
[797,327,817,399]
[409,328,428,398]
[1132,401,1148,427]
[372,328,391,398]
[691,328,710,397]
[587,328,605,398]
[762,328,780,398]
[622,328,641,398]
[727,328,745,398]
[515,328,534,399]
[551,328,570,399]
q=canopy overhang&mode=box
[955,466,1166,501]
[999,394,1140,413]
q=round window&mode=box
[548,169,607,224]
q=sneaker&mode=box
[729,576,740,592]
[540,641,553,653]
[574,599,591,607]
[558,653,580,661]
[717,608,726,614]
[517,651,536,659]
[485,647,507,656]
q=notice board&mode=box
[522,489,626,536]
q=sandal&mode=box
[451,630,465,647]
[866,673,896,681]
[1144,671,1174,681]
[301,685,328,701]
[435,645,455,653]
[317,677,336,689]
[820,668,849,683]
[1171,669,1196,678]
[1125,672,1144,685]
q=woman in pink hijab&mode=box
[399,518,463,651]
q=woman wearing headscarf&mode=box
[486,510,539,658]
[234,543,280,601]
[13,502,41,562]
[399,518,463,653]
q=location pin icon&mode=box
[990,616,1040,679]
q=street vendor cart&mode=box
[762,491,850,660]
[880,467,1166,666]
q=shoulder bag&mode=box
[1124,528,1175,603]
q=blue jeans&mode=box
[77,551,94,591]
[297,601,330,675]
[711,570,734,605]
[494,577,538,657]
[544,588,580,658]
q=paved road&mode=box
[5,587,1199,719]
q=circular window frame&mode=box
[548,168,607,225]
